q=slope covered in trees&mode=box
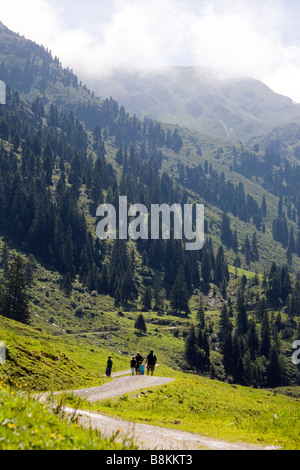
[0,21,299,391]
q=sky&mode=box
[1,0,300,102]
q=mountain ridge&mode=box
[90,65,300,143]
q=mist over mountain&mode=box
[91,65,300,143]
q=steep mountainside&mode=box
[0,21,300,393]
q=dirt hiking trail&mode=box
[58,372,279,451]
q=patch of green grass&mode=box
[84,374,300,450]
[228,265,263,281]
[0,316,129,391]
[0,381,137,450]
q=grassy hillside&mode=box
[0,381,137,450]
[158,126,300,275]
[0,21,300,451]
[76,373,300,450]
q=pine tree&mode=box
[142,287,152,311]
[251,231,259,261]
[221,212,233,246]
[170,266,190,315]
[2,255,29,324]
[236,288,248,335]
[261,195,267,217]
[267,262,281,306]
[267,347,282,387]
[197,328,211,372]
[121,269,138,303]
[219,303,231,347]
[1,242,9,274]
[247,318,259,360]
[261,311,271,358]
[223,331,234,376]
[134,313,147,333]
[185,325,198,368]
[201,250,211,285]
[197,295,205,328]
[214,246,228,286]
[61,273,73,297]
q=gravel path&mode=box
[63,405,270,450]
[60,374,277,451]
[68,375,174,402]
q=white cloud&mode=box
[1,0,300,101]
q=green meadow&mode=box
[73,374,300,450]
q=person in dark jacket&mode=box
[135,352,144,375]
[130,356,137,375]
[146,350,157,376]
[106,356,113,377]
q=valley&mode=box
[0,20,299,451]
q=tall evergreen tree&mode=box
[121,268,138,303]
[170,266,190,315]
[236,288,248,335]
[197,295,206,329]
[261,311,271,359]
[201,250,211,285]
[223,331,234,376]
[185,325,198,368]
[219,303,231,347]
[142,287,152,311]
[267,347,283,387]
[2,255,29,324]
[134,313,147,333]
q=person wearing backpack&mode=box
[146,349,157,376]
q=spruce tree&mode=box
[267,347,282,387]
[201,250,211,285]
[185,325,198,368]
[219,303,231,346]
[261,311,271,358]
[197,295,205,329]
[170,266,190,315]
[236,288,248,335]
[121,269,138,303]
[141,286,151,311]
[1,243,9,274]
[223,331,234,376]
[247,318,259,360]
[2,255,29,324]
[134,313,147,333]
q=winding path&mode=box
[59,372,278,451]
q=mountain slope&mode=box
[91,66,300,142]
[0,20,300,398]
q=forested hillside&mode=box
[0,21,299,390]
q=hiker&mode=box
[139,363,145,375]
[146,349,157,376]
[106,356,113,377]
[135,352,144,375]
[130,356,137,375]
